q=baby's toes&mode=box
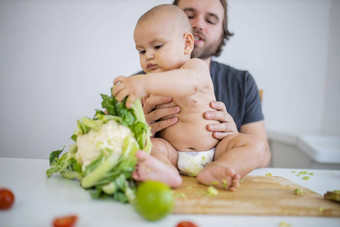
[229,175,240,191]
[132,170,140,181]
[229,185,237,192]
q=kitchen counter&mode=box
[1,157,339,227]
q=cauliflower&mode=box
[76,120,134,171]
[46,93,151,203]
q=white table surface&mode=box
[1,157,340,227]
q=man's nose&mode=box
[191,16,204,31]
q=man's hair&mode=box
[173,0,233,57]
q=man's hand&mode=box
[143,95,180,136]
[204,101,238,140]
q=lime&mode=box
[135,181,173,221]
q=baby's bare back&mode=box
[158,91,219,152]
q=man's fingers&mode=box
[204,110,232,123]
[145,106,180,125]
[205,101,238,139]
[143,96,173,114]
[210,101,227,112]
[150,117,178,135]
[207,122,235,133]
[212,131,232,140]
[142,95,179,135]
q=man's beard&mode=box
[191,29,223,59]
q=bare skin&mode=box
[197,162,241,192]
[132,150,182,188]
[133,137,182,187]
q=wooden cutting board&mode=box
[173,175,340,217]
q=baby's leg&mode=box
[197,133,265,191]
[132,137,182,188]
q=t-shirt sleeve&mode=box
[243,72,264,124]
[133,70,145,75]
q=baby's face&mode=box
[134,16,189,74]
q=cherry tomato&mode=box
[0,188,15,210]
[176,221,199,227]
[52,215,78,227]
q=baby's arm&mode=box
[145,58,211,97]
[113,58,210,108]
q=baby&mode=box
[113,4,259,191]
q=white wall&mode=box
[322,0,340,136]
[219,0,332,135]
[0,0,338,159]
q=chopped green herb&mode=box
[319,207,324,212]
[295,188,304,196]
[308,173,314,175]
[207,186,218,196]
[239,179,244,183]
[173,192,187,199]
[300,171,308,175]
[279,221,292,227]
[302,176,309,180]
[222,179,228,189]
[210,181,218,186]
[291,171,296,173]
[266,173,272,176]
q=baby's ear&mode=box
[183,33,194,55]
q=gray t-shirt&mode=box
[210,61,264,131]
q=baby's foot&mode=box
[196,162,240,191]
[132,150,182,188]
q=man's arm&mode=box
[204,101,270,167]
[240,120,271,167]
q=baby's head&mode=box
[134,4,194,74]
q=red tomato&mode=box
[0,188,15,210]
[176,221,199,227]
[52,215,78,227]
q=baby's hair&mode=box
[136,4,192,34]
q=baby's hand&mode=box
[113,75,147,108]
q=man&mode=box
[142,0,271,181]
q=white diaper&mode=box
[177,149,215,177]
